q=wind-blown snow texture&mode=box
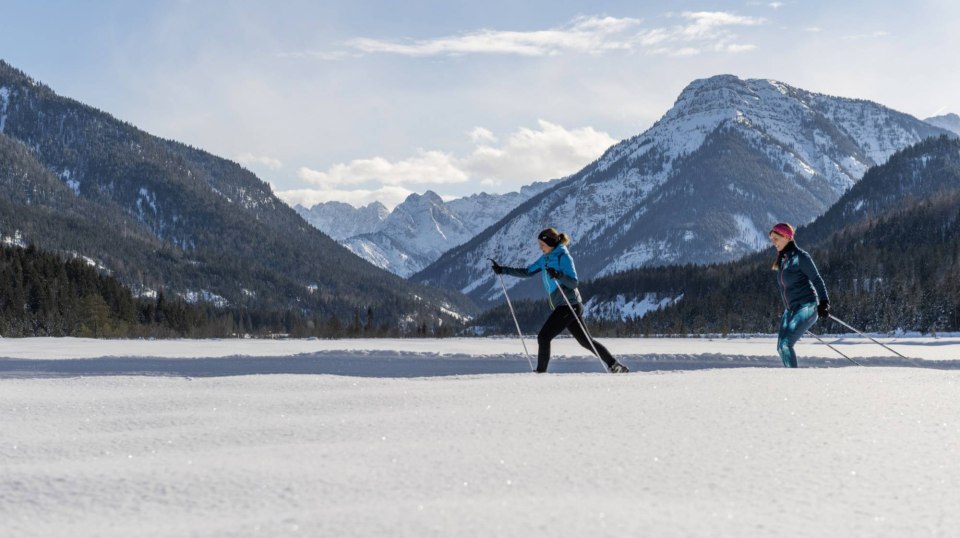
[2,337,960,537]
[415,75,951,307]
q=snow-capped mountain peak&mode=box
[295,200,389,240]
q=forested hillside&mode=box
[0,243,457,338]
[0,59,476,331]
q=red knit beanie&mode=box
[770,222,795,240]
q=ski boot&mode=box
[608,362,629,373]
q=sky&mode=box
[2,0,959,209]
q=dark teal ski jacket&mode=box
[500,244,582,309]
[775,241,828,310]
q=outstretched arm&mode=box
[494,257,542,278]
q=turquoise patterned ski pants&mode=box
[777,303,818,368]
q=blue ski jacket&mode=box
[775,242,829,310]
[500,244,582,309]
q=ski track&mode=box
[1,338,959,537]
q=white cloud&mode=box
[665,47,702,57]
[341,16,644,57]
[468,127,498,144]
[298,150,468,188]
[284,120,617,208]
[237,153,283,170]
[301,13,766,59]
[461,120,616,182]
[722,44,757,53]
[677,12,765,39]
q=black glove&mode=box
[490,260,503,275]
[545,267,560,279]
[817,300,830,319]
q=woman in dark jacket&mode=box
[769,223,830,368]
[491,228,629,374]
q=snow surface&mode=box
[2,337,960,537]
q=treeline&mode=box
[474,194,960,337]
[581,192,960,336]
[0,243,458,338]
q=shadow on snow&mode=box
[1,351,957,379]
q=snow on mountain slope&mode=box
[415,75,951,306]
[295,200,388,240]
[305,182,554,277]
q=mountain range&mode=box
[414,75,953,307]
[0,59,476,326]
[295,200,389,241]
[4,58,957,332]
[296,181,554,277]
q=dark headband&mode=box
[538,232,559,247]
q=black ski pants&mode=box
[536,303,617,372]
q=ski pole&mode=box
[807,330,862,366]
[552,277,608,372]
[489,261,534,370]
[828,314,922,367]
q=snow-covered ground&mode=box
[2,336,959,537]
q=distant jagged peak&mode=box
[927,112,960,121]
[303,199,388,213]
[925,112,960,135]
[307,199,353,211]
[404,189,445,205]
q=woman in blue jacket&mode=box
[769,223,830,368]
[491,228,629,374]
